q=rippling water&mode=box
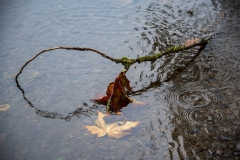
[0,0,240,159]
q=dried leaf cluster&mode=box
[85,111,140,139]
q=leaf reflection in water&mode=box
[85,111,140,139]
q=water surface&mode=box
[0,0,240,159]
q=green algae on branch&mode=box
[115,57,134,70]
[115,38,209,70]
[115,51,164,70]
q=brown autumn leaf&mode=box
[92,70,147,115]
[183,38,199,47]
[85,111,140,139]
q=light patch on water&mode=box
[0,104,10,111]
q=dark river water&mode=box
[0,0,240,159]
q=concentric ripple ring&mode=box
[166,89,220,109]
[177,91,211,108]
[185,109,224,126]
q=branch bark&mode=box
[115,38,209,70]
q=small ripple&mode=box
[166,89,220,109]
[178,91,211,108]
[186,109,224,126]
[171,106,225,126]
[165,86,232,126]
[223,25,240,36]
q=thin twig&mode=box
[15,46,117,81]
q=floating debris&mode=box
[0,104,10,111]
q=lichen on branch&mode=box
[114,38,209,70]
